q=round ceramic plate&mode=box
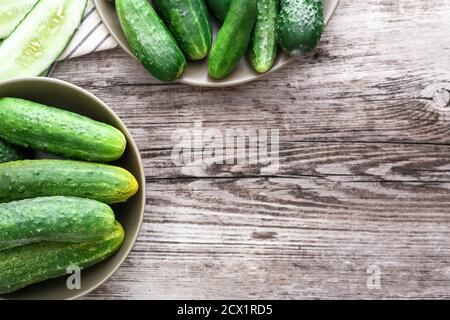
[0,77,146,300]
[94,0,340,87]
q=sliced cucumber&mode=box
[0,0,39,39]
[0,0,87,81]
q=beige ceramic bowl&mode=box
[94,0,340,87]
[0,77,146,300]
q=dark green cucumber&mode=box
[154,0,212,60]
[276,0,324,55]
[0,160,139,204]
[206,0,232,22]
[0,196,115,252]
[0,221,124,294]
[250,0,279,73]
[116,0,186,82]
[0,0,87,81]
[0,139,28,164]
[208,0,258,79]
[0,97,126,162]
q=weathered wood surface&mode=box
[52,0,450,299]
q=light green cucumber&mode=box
[0,139,28,164]
[250,0,279,73]
[0,197,116,252]
[0,0,39,39]
[206,0,232,22]
[154,0,212,60]
[0,221,124,294]
[116,0,186,82]
[0,97,126,162]
[208,0,258,79]
[0,160,139,204]
[276,0,324,55]
[0,0,87,81]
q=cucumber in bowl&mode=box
[0,159,139,204]
[0,97,126,163]
[206,0,232,22]
[0,0,39,39]
[0,196,116,252]
[94,0,339,86]
[250,0,279,74]
[0,0,87,81]
[0,77,145,299]
[277,0,324,55]
[0,221,125,295]
[208,0,258,79]
[0,139,29,164]
[116,0,186,82]
[153,0,212,61]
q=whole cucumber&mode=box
[250,0,279,73]
[0,97,126,162]
[276,0,324,55]
[208,0,258,79]
[0,221,124,294]
[0,197,115,252]
[116,0,186,82]
[0,160,139,204]
[0,139,28,164]
[206,0,232,22]
[154,0,212,60]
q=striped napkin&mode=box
[58,0,117,61]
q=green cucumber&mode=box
[0,0,39,39]
[208,0,258,79]
[0,221,124,294]
[0,160,139,204]
[116,0,186,82]
[250,0,279,73]
[0,196,115,252]
[0,139,28,164]
[276,0,324,55]
[153,0,212,60]
[206,0,232,22]
[0,97,126,162]
[0,0,87,81]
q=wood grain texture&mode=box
[50,0,450,299]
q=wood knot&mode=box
[432,88,450,109]
[422,83,450,113]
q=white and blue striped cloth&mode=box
[58,0,117,61]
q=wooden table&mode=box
[52,0,450,299]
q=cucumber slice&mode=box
[0,0,39,39]
[0,0,87,81]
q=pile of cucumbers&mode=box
[0,97,139,294]
[0,0,87,81]
[115,0,325,81]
